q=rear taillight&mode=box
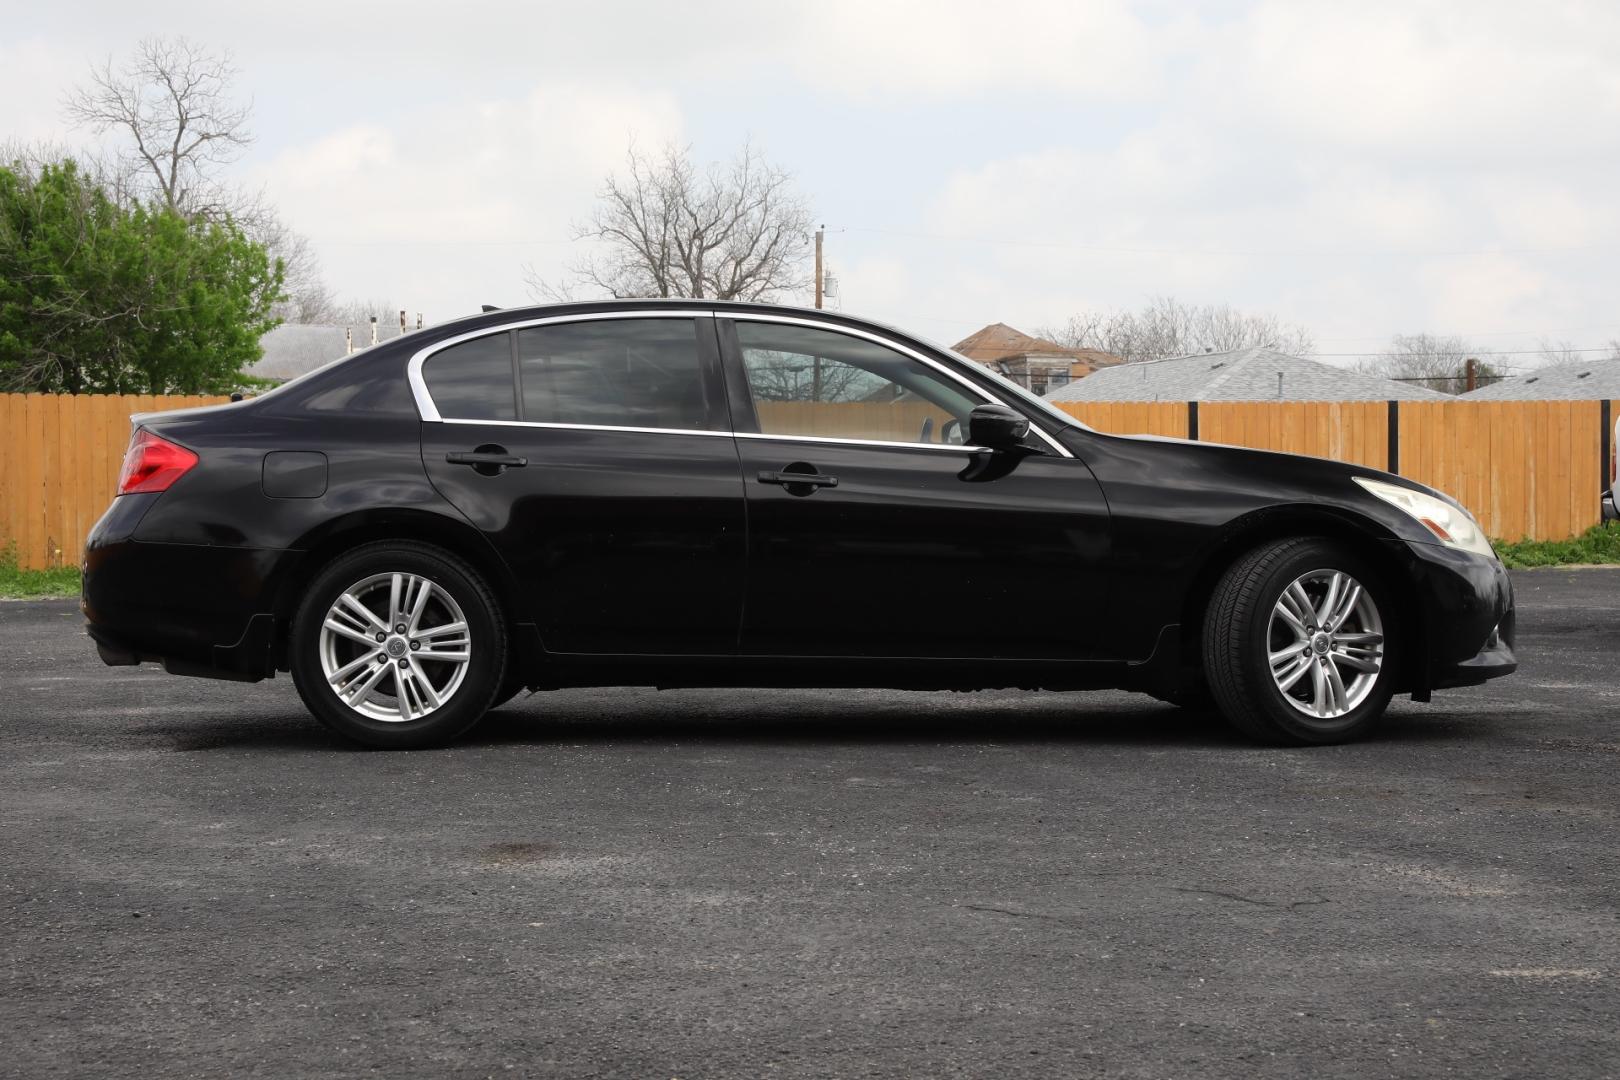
[117,429,198,495]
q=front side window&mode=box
[517,318,717,431]
[422,333,516,420]
[735,322,981,445]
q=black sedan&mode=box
[82,301,1516,748]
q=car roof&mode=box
[427,298,916,343]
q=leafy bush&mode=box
[0,160,282,394]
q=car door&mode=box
[418,312,746,655]
[719,316,1112,661]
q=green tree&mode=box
[0,160,282,394]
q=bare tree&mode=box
[326,298,412,329]
[65,36,254,218]
[253,209,339,324]
[529,141,814,303]
[1355,333,1502,394]
[63,38,341,324]
[1044,296,1314,364]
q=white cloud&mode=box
[0,38,85,145]
[883,0,1620,349]
[1225,0,1620,157]
[790,0,1163,100]
[255,82,684,318]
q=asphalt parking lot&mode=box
[2,570,1618,1079]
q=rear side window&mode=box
[422,333,516,420]
[516,318,716,431]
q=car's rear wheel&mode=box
[290,541,506,749]
[1203,538,1395,745]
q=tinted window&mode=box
[423,333,516,420]
[735,322,981,445]
[516,318,715,431]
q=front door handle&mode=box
[757,469,838,489]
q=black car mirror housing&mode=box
[967,403,1031,451]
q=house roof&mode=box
[247,323,408,381]
[1461,357,1620,400]
[1044,346,1448,403]
[953,322,1103,363]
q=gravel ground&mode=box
[2,568,1618,1078]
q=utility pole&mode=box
[1465,357,1478,392]
[814,225,824,310]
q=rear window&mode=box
[422,334,517,420]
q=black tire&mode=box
[1203,537,1397,746]
[290,541,507,749]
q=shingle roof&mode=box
[1461,357,1620,400]
[247,323,408,381]
[1043,346,1447,402]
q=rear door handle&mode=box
[757,470,838,488]
[446,451,527,468]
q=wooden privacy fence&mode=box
[0,393,1614,570]
[1057,399,1617,546]
[0,394,229,571]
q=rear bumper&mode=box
[1604,489,1617,523]
[82,497,284,682]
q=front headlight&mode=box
[1354,477,1496,559]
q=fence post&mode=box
[1602,399,1612,494]
[1187,400,1199,441]
[1387,400,1400,474]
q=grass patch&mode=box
[1494,523,1620,569]
[0,550,81,600]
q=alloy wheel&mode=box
[1267,569,1385,720]
[318,572,472,722]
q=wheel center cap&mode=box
[385,636,408,658]
[1311,632,1332,655]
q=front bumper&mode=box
[1394,539,1517,695]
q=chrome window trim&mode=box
[734,431,988,454]
[407,309,718,423]
[437,417,732,439]
[726,312,1073,458]
[407,305,1071,458]
[433,418,981,453]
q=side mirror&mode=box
[967,403,1030,451]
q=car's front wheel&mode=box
[290,541,506,749]
[1203,538,1395,745]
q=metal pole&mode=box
[814,225,824,310]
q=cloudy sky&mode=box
[5,1,1619,364]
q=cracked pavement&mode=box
[2,568,1618,1078]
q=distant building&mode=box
[952,323,1121,396]
[1461,357,1620,400]
[248,322,411,383]
[1044,346,1448,403]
